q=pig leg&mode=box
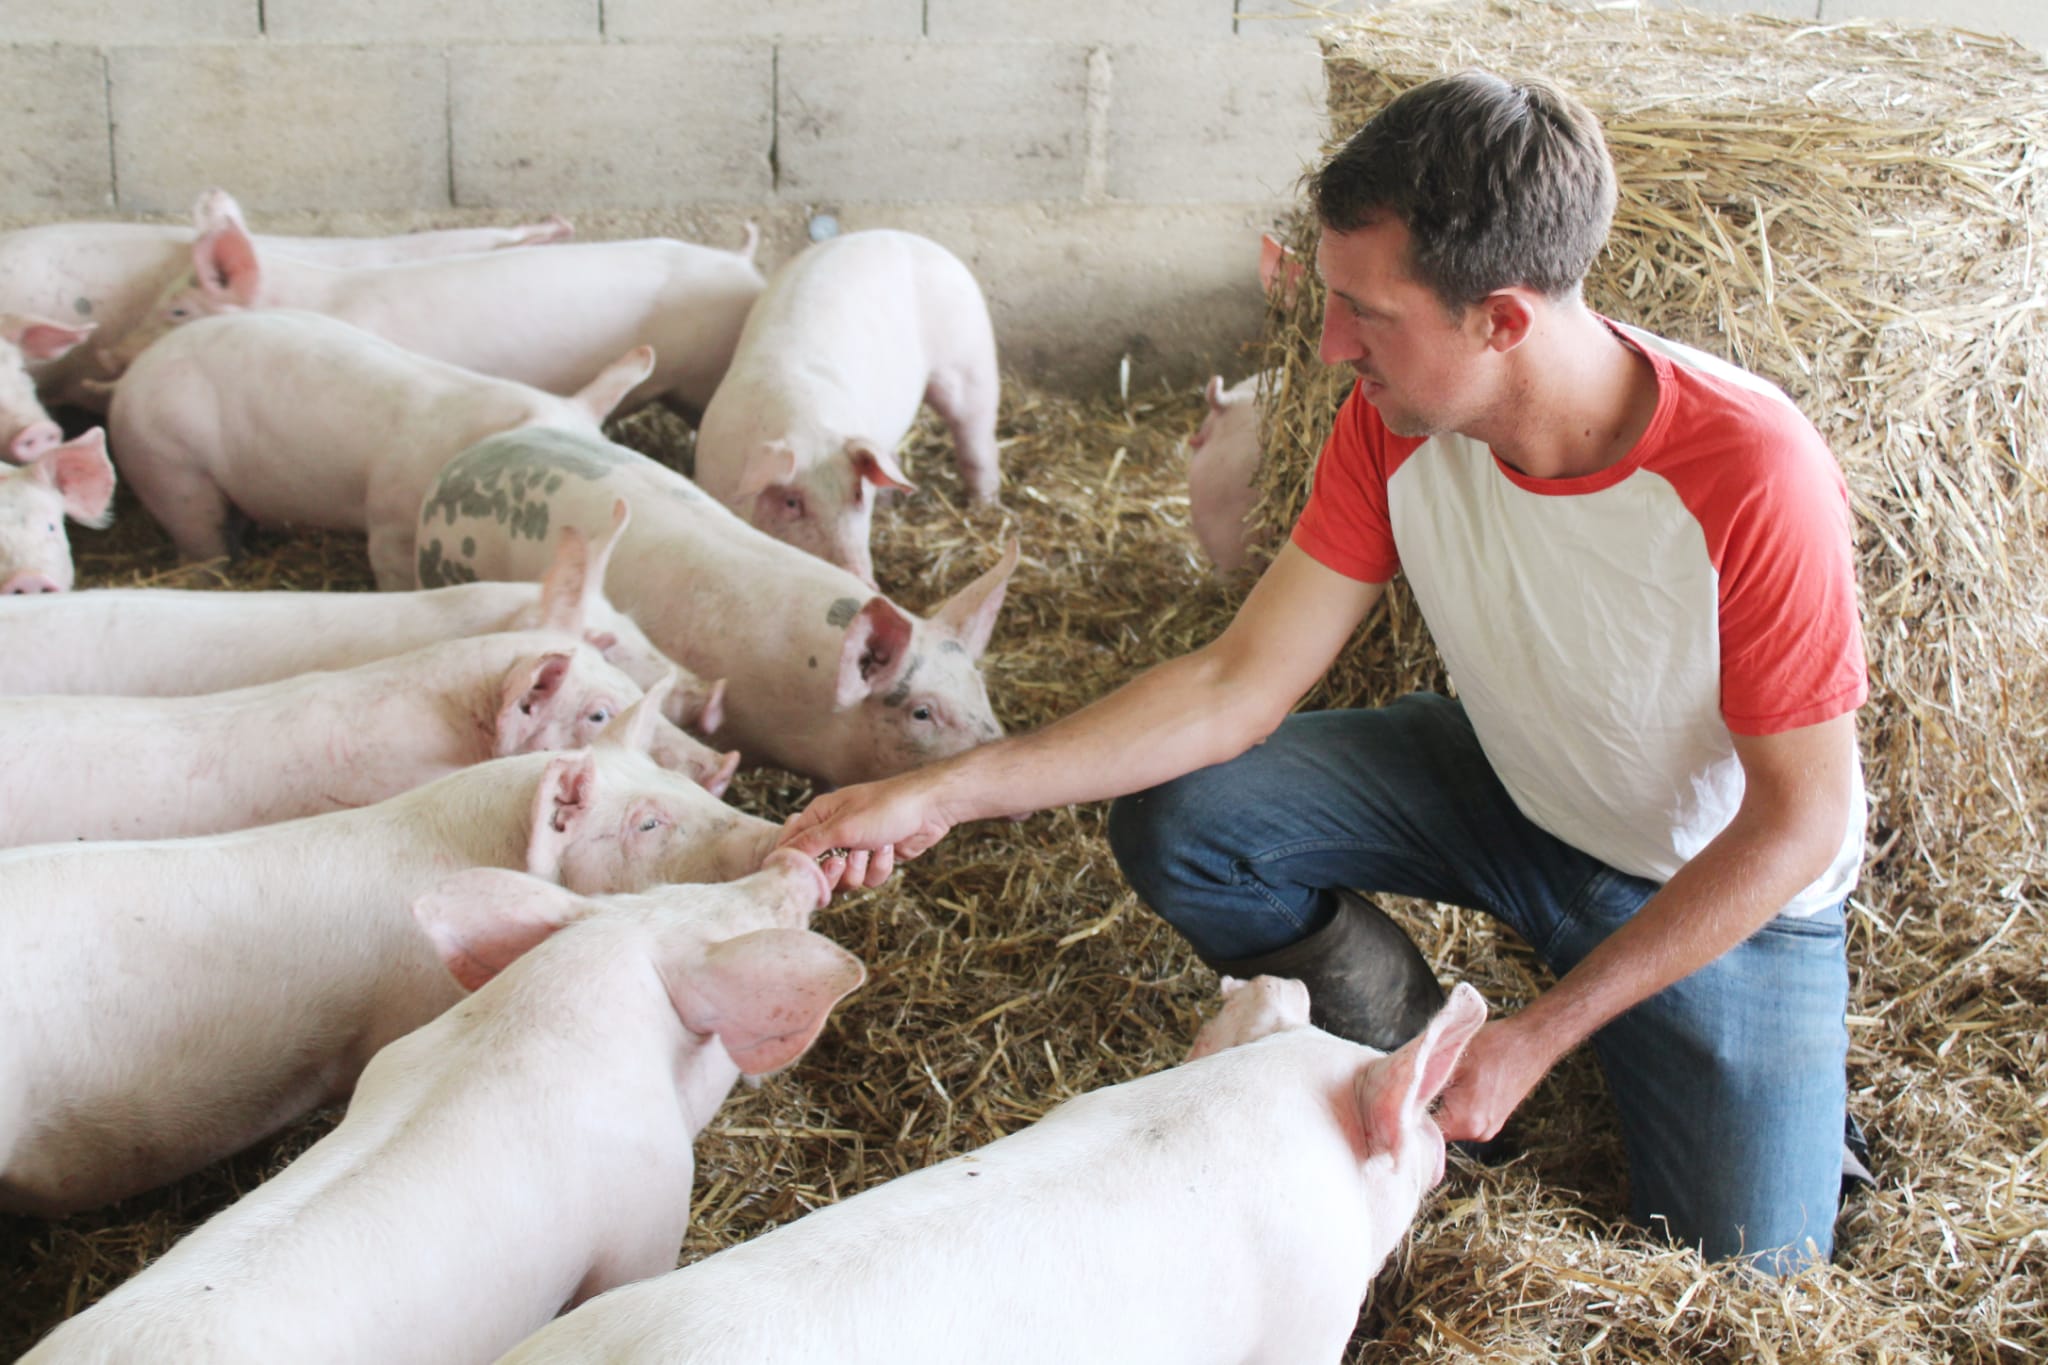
[927,361,1001,506]
[118,453,239,563]
[367,522,419,592]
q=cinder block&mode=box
[779,41,1093,202]
[452,43,773,207]
[928,0,1237,41]
[0,0,256,44]
[1820,0,2047,48]
[110,46,449,213]
[1234,0,1383,42]
[1103,42,1325,203]
[266,0,597,43]
[605,0,920,41]
[0,45,113,215]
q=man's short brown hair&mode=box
[1310,70,1616,311]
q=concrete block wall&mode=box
[1,1,2039,394]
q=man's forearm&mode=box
[926,648,1289,826]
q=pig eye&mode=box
[637,815,663,833]
[910,705,933,723]
[169,306,191,320]
[586,708,612,726]
[782,493,803,517]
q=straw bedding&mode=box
[3,4,2045,1358]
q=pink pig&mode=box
[0,707,781,1219]
[0,501,724,735]
[100,198,763,420]
[0,427,115,594]
[500,975,1487,1365]
[0,315,93,462]
[106,306,653,582]
[18,854,862,1365]
[0,188,571,412]
[1185,370,1270,578]
[692,228,1002,587]
[0,638,736,848]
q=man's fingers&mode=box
[863,845,896,888]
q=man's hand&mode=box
[1431,1016,1559,1144]
[778,774,957,893]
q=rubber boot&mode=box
[1204,888,1446,1052]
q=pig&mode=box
[104,306,653,580]
[1185,370,1270,577]
[0,696,782,1217]
[414,426,1017,788]
[0,189,572,411]
[0,630,737,848]
[0,499,724,733]
[692,229,1001,587]
[0,315,94,461]
[498,976,1488,1365]
[0,427,115,594]
[18,853,863,1365]
[100,203,764,420]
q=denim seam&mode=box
[1233,835,1451,932]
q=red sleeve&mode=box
[1699,399,1869,736]
[1289,383,1404,583]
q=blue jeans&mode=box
[1106,693,1849,1274]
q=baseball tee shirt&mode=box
[1292,320,1866,917]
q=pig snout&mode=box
[761,847,834,919]
[2,571,63,594]
[8,421,61,462]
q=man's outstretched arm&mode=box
[780,543,1386,887]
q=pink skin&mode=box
[416,427,1019,789]
[100,209,765,420]
[1185,372,1266,577]
[0,314,92,462]
[1183,973,1313,1061]
[0,191,574,411]
[694,229,1002,587]
[20,856,861,1365]
[0,427,115,594]
[496,981,1488,1365]
[104,306,653,579]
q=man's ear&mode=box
[1478,289,1537,353]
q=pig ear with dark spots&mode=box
[412,868,589,993]
[833,597,916,710]
[931,538,1019,661]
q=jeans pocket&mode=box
[1753,904,1847,943]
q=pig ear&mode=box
[1204,375,1226,410]
[735,442,800,502]
[190,187,247,235]
[537,522,596,636]
[493,651,577,757]
[526,750,599,880]
[1259,232,1304,309]
[667,928,866,1076]
[833,596,916,710]
[596,671,678,757]
[846,438,917,497]
[411,868,588,993]
[1354,982,1487,1155]
[193,216,262,306]
[579,498,631,615]
[930,538,1019,662]
[0,313,95,362]
[572,346,657,424]
[38,429,117,527]
[692,677,727,736]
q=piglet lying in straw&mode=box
[0,686,780,1218]
[19,852,862,1365]
[0,498,725,734]
[500,974,1486,1365]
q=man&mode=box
[781,70,1866,1275]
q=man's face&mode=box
[1314,218,1489,439]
